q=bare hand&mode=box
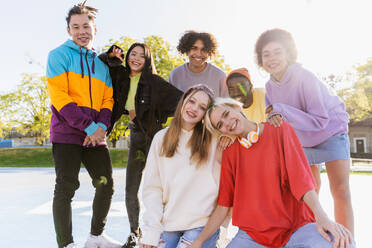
[188,240,203,248]
[139,243,157,248]
[109,46,124,62]
[316,217,353,248]
[267,114,283,127]
[218,136,234,151]
[89,126,106,146]
[129,110,137,121]
[265,105,273,114]
[83,136,92,146]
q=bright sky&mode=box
[0,0,371,93]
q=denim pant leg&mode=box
[82,145,114,236]
[160,227,219,248]
[125,127,151,231]
[227,229,265,248]
[284,223,356,248]
[159,231,183,248]
[52,143,82,248]
[182,227,219,248]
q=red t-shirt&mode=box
[218,122,316,248]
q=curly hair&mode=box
[66,1,98,26]
[177,31,218,57]
[255,28,298,67]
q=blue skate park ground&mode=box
[1,164,372,247]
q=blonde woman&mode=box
[139,85,230,248]
[190,98,354,248]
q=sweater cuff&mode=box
[97,122,108,131]
[267,112,283,120]
[141,228,163,246]
[268,104,284,120]
[85,121,99,136]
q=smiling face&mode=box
[210,105,247,137]
[181,90,210,130]
[227,76,253,108]
[187,39,209,72]
[261,41,289,82]
[67,14,96,49]
[128,45,146,76]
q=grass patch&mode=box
[2,148,372,173]
[350,171,372,175]
[0,147,128,168]
[320,169,372,175]
[110,149,128,168]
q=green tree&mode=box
[337,59,372,122]
[103,36,137,55]
[0,74,51,145]
[109,115,130,148]
[144,35,184,79]
[210,52,231,75]
[0,93,14,138]
[0,120,5,138]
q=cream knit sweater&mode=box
[140,128,221,246]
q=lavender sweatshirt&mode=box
[265,63,349,147]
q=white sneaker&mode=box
[64,243,77,248]
[84,233,122,248]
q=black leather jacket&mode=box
[99,47,183,138]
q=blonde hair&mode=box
[161,85,214,167]
[204,97,243,135]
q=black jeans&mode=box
[52,143,114,248]
[125,125,152,232]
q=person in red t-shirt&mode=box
[189,98,354,248]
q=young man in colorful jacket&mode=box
[46,2,121,248]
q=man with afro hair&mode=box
[169,31,228,97]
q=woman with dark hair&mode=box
[99,43,183,248]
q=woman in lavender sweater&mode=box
[254,28,354,235]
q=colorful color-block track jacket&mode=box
[46,40,114,145]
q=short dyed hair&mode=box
[177,31,218,57]
[66,1,98,26]
[204,97,243,135]
[255,28,298,67]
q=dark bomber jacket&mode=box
[99,46,183,139]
